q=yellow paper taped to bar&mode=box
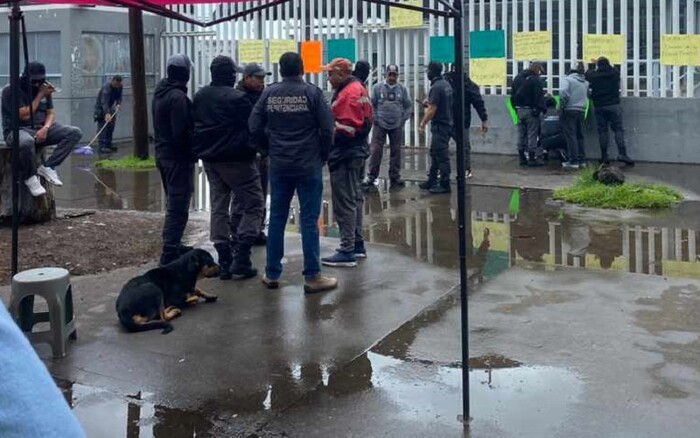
[583,34,625,65]
[513,31,552,61]
[238,40,265,64]
[469,58,507,86]
[661,34,700,66]
[269,40,298,63]
[390,0,423,29]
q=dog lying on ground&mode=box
[116,249,220,334]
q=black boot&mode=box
[527,152,543,167]
[159,245,181,267]
[231,242,258,279]
[617,149,635,167]
[429,181,451,194]
[419,179,437,190]
[214,242,233,280]
[599,149,610,165]
[518,150,528,166]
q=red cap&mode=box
[324,58,353,73]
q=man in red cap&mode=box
[322,58,373,268]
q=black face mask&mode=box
[427,71,439,81]
[31,80,43,89]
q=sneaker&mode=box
[562,161,580,169]
[361,177,376,189]
[418,180,437,190]
[518,151,528,166]
[304,274,338,294]
[37,165,63,186]
[99,147,114,155]
[262,276,280,289]
[24,176,46,197]
[578,161,588,168]
[354,243,367,259]
[429,184,451,194]
[321,251,358,267]
[465,170,473,179]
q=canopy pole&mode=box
[9,1,21,278]
[452,0,471,426]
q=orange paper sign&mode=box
[301,41,323,74]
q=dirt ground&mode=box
[0,210,171,285]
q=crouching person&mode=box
[193,56,264,280]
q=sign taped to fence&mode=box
[583,34,625,65]
[327,39,356,63]
[470,30,506,59]
[430,36,455,63]
[238,40,265,64]
[390,0,423,29]
[513,31,552,60]
[661,34,700,66]
[270,40,297,63]
[469,58,507,86]
[301,41,323,74]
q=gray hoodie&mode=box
[559,72,589,112]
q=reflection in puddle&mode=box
[57,380,215,438]
[323,351,583,437]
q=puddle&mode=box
[53,147,700,280]
[310,351,583,437]
[57,380,216,438]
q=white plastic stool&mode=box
[9,267,76,358]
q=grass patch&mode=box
[95,156,156,170]
[553,168,682,209]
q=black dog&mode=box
[116,249,220,334]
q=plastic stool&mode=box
[9,267,77,358]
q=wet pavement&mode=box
[5,145,700,436]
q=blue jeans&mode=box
[266,168,323,281]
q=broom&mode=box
[74,106,121,156]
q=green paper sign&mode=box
[327,38,356,63]
[430,36,455,63]
[470,30,506,59]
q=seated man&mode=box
[1,62,82,196]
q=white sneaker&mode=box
[24,176,46,197]
[37,165,63,186]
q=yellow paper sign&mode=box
[269,40,298,64]
[472,221,509,253]
[513,31,552,61]
[469,58,507,86]
[390,0,423,29]
[661,34,700,66]
[583,34,625,65]
[238,40,265,64]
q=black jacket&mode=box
[192,80,254,162]
[445,72,488,128]
[152,78,195,163]
[249,77,334,176]
[94,82,122,121]
[585,64,621,107]
[511,70,546,113]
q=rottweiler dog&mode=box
[116,249,220,334]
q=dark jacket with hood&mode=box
[444,72,488,129]
[192,64,254,163]
[152,74,195,163]
[249,76,334,176]
[328,76,373,169]
[585,62,621,107]
[1,62,53,139]
[511,70,546,113]
[94,81,122,121]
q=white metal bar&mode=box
[660,0,667,97]
[512,0,519,81]
[501,0,508,95]
[647,0,653,96]
[672,0,680,97]
[489,0,496,95]
[633,0,640,96]
[571,0,578,71]
[559,0,565,84]
[687,0,696,97]
[621,0,628,95]
[547,0,553,94]
[596,0,603,33]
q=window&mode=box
[81,32,156,90]
[0,32,62,88]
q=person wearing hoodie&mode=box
[93,75,123,154]
[249,52,337,294]
[418,61,454,194]
[237,63,272,247]
[585,57,634,166]
[193,56,264,281]
[352,59,372,84]
[559,63,590,169]
[153,54,196,266]
[365,64,412,189]
[1,61,83,197]
[322,58,373,268]
[511,63,547,166]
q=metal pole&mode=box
[129,8,150,159]
[10,1,21,278]
[452,0,470,426]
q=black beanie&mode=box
[352,60,371,83]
